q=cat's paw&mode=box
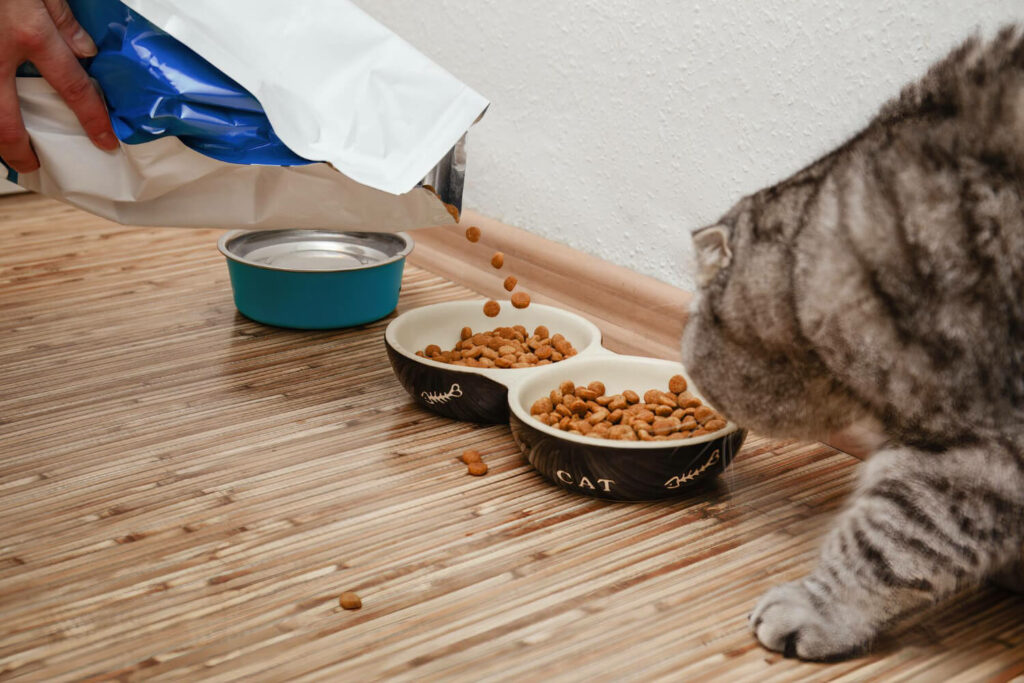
[750,580,874,661]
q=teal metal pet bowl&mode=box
[218,230,413,329]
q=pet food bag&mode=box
[5,0,488,230]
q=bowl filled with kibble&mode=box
[505,355,747,501]
[385,300,604,423]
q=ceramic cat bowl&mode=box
[385,301,603,423]
[507,355,746,501]
[386,301,746,500]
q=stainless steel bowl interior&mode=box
[219,230,413,273]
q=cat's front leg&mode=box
[751,444,1024,660]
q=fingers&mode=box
[0,72,39,172]
[42,0,97,58]
[27,23,117,151]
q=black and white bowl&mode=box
[507,354,746,501]
[386,300,747,500]
[385,301,603,423]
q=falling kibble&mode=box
[467,461,488,476]
[491,252,504,269]
[511,291,531,309]
[503,275,518,292]
[339,592,362,610]
[668,374,688,394]
[483,300,500,317]
[465,226,481,242]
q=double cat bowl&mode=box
[386,301,747,501]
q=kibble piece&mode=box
[654,404,674,417]
[569,399,588,415]
[483,300,500,317]
[608,408,624,424]
[608,424,638,441]
[694,406,716,423]
[424,344,441,357]
[467,461,488,476]
[623,390,640,404]
[656,392,678,407]
[652,417,682,435]
[511,292,530,309]
[339,592,362,610]
[536,345,553,359]
[559,380,576,395]
[491,252,504,268]
[588,408,610,425]
[531,397,554,415]
[465,226,481,242]
[633,409,655,424]
[643,389,663,405]
[704,418,728,432]
[534,325,549,339]
[461,449,482,464]
[576,387,598,401]
[504,276,518,291]
[587,381,606,397]
[668,374,688,394]
[460,326,472,340]
[608,395,628,411]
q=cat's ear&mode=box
[692,224,732,286]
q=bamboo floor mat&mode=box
[1,195,1021,682]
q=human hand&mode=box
[0,0,118,173]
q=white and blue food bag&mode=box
[6,0,488,230]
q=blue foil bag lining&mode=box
[55,0,311,166]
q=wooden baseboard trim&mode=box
[408,210,691,362]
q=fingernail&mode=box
[72,27,98,58]
[96,132,119,151]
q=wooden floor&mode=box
[1,194,1021,682]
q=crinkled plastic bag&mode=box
[5,0,488,230]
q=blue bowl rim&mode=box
[218,229,414,274]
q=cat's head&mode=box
[682,188,868,441]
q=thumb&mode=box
[42,0,98,59]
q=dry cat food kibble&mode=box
[339,592,362,610]
[416,325,578,368]
[461,449,482,464]
[491,252,504,269]
[510,292,530,309]
[465,226,481,242]
[483,300,501,317]
[504,276,518,292]
[467,461,488,476]
[529,374,728,441]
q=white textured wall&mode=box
[355,0,1021,289]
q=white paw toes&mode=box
[750,580,873,661]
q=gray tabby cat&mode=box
[683,27,1024,660]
